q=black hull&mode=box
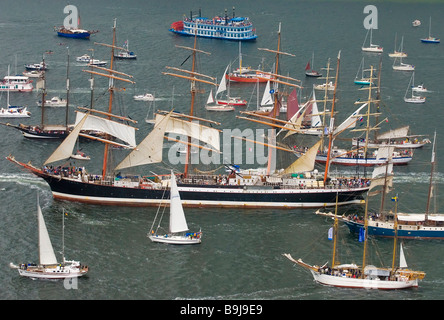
[38,172,367,209]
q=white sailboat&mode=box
[284,194,425,289]
[354,58,373,85]
[10,195,89,280]
[404,72,425,103]
[388,35,407,58]
[215,65,247,106]
[205,88,234,111]
[362,28,383,53]
[392,56,414,71]
[148,171,202,245]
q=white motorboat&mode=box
[37,96,67,107]
[134,93,154,101]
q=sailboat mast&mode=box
[184,24,198,178]
[331,193,339,268]
[65,48,70,129]
[62,208,65,265]
[323,51,341,184]
[425,131,437,217]
[101,18,117,179]
[361,193,370,277]
[40,61,46,128]
[391,195,399,273]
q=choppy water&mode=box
[1,0,444,304]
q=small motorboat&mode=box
[134,93,154,101]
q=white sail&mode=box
[261,81,273,106]
[155,114,220,152]
[206,89,215,104]
[399,244,408,269]
[37,201,58,266]
[333,103,367,135]
[216,66,228,96]
[281,101,309,138]
[74,111,137,148]
[310,88,322,128]
[282,140,321,174]
[169,171,189,234]
[44,112,89,165]
[115,111,172,170]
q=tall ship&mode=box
[7,23,369,209]
[169,8,257,41]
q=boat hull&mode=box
[343,219,444,239]
[57,32,90,39]
[148,234,201,245]
[9,159,368,208]
[311,271,418,289]
[315,155,412,166]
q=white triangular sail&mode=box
[206,89,215,104]
[310,88,322,128]
[37,200,58,266]
[261,81,273,106]
[399,243,408,269]
[216,66,228,96]
[282,140,321,174]
[333,103,367,135]
[74,111,137,148]
[169,171,189,234]
[115,111,172,170]
[155,114,220,152]
[44,112,89,165]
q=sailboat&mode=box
[388,35,407,58]
[148,171,202,244]
[343,132,444,239]
[305,53,322,77]
[351,125,431,149]
[421,17,440,43]
[215,65,247,106]
[354,58,373,85]
[226,42,271,83]
[6,21,369,209]
[3,53,71,138]
[284,193,426,289]
[10,195,88,280]
[205,88,234,111]
[392,55,414,71]
[404,72,425,104]
[361,28,383,53]
[0,65,31,118]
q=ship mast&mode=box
[83,19,135,179]
[162,23,216,178]
[323,51,341,184]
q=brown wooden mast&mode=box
[162,23,216,178]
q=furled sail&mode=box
[169,170,189,234]
[281,140,321,174]
[43,112,89,165]
[155,114,220,152]
[74,111,137,148]
[38,202,58,266]
[115,111,172,170]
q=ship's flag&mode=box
[328,227,333,240]
[358,227,365,242]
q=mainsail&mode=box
[281,140,321,174]
[155,113,221,152]
[115,111,172,170]
[169,171,189,234]
[38,201,57,265]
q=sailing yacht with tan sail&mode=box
[284,194,426,289]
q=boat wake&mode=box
[0,172,48,189]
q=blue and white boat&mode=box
[169,8,257,41]
[55,26,98,39]
[339,132,444,240]
[421,17,440,43]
